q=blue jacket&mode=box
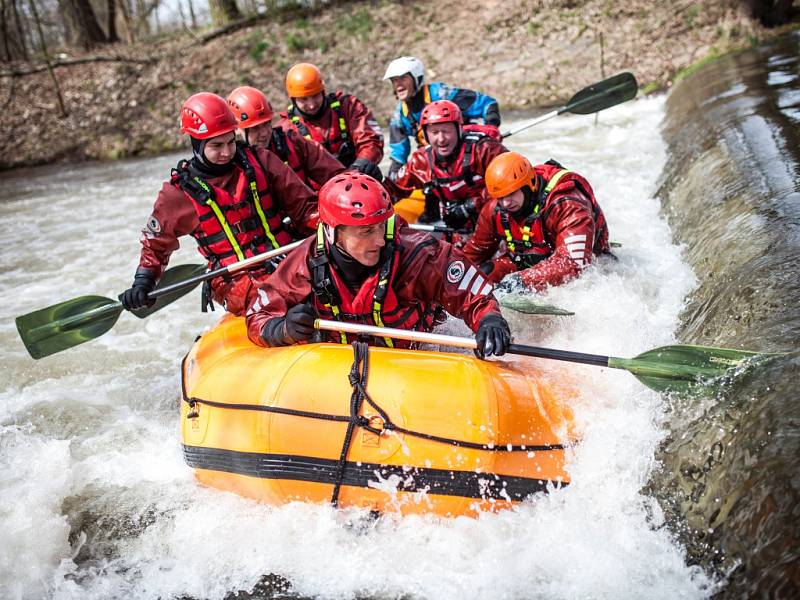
[388,82,500,165]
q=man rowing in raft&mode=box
[383,56,501,182]
[245,172,511,359]
[226,86,345,191]
[383,100,507,235]
[119,92,318,316]
[462,152,610,290]
[278,63,384,179]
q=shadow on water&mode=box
[652,31,800,597]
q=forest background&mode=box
[0,0,797,170]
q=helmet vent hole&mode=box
[360,183,369,190]
[344,183,352,191]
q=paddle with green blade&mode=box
[314,319,779,393]
[501,72,638,139]
[15,241,304,360]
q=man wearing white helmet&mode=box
[383,56,501,180]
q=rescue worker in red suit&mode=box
[278,63,384,178]
[383,100,507,233]
[119,92,318,316]
[245,172,511,359]
[462,152,610,291]
[226,86,345,191]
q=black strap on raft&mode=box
[331,341,373,506]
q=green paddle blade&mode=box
[610,344,777,393]
[565,72,638,115]
[15,295,123,359]
[499,295,574,316]
[131,263,207,319]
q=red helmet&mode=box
[226,86,274,128]
[318,173,393,227]
[180,92,238,139]
[419,100,463,129]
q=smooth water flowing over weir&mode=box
[2,90,731,598]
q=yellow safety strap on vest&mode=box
[194,176,245,262]
[504,204,539,254]
[329,98,348,140]
[314,225,348,344]
[545,169,571,194]
[371,216,396,347]
[249,180,281,249]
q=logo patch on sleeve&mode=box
[146,215,162,234]
[446,260,465,284]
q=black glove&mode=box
[443,199,476,230]
[387,159,403,182]
[484,102,501,127]
[119,268,157,311]
[260,304,318,347]
[350,157,383,181]
[474,313,511,360]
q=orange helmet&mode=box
[226,86,274,128]
[285,63,325,98]
[485,152,538,199]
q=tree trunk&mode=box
[12,0,30,59]
[118,0,134,43]
[106,0,119,42]
[29,0,67,116]
[208,0,241,26]
[62,0,108,49]
[186,0,196,28]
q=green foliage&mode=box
[249,38,271,64]
[286,32,311,51]
[527,21,542,35]
[674,51,720,84]
[337,9,373,39]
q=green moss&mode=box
[674,51,721,84]
[641,81,661,95]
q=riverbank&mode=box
[0,0,797,170]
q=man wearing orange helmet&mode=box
[462,152,610,291]
[384,99,507,233]
[227,85,345,190]
[245,172,510,359]
[119,92,319,316]
[278,63,384,178]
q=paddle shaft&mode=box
[315,319,610,366]
[147,240,304,300]
[501,109,561,139]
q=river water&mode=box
[0,35,796,599]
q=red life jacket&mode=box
[172,144,293,269]
[309,218,440,348]
[423,130,490,221]
[286,92,354,165]
[269,127,313,188]
[493,161,607,269]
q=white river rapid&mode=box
[0,94,717,599]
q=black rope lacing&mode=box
[181,345,566,505]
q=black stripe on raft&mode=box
[183,445,565,501]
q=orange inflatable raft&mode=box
[180,316,577,517]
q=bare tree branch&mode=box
[0,54,156,77]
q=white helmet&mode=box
[383,56,425,91]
